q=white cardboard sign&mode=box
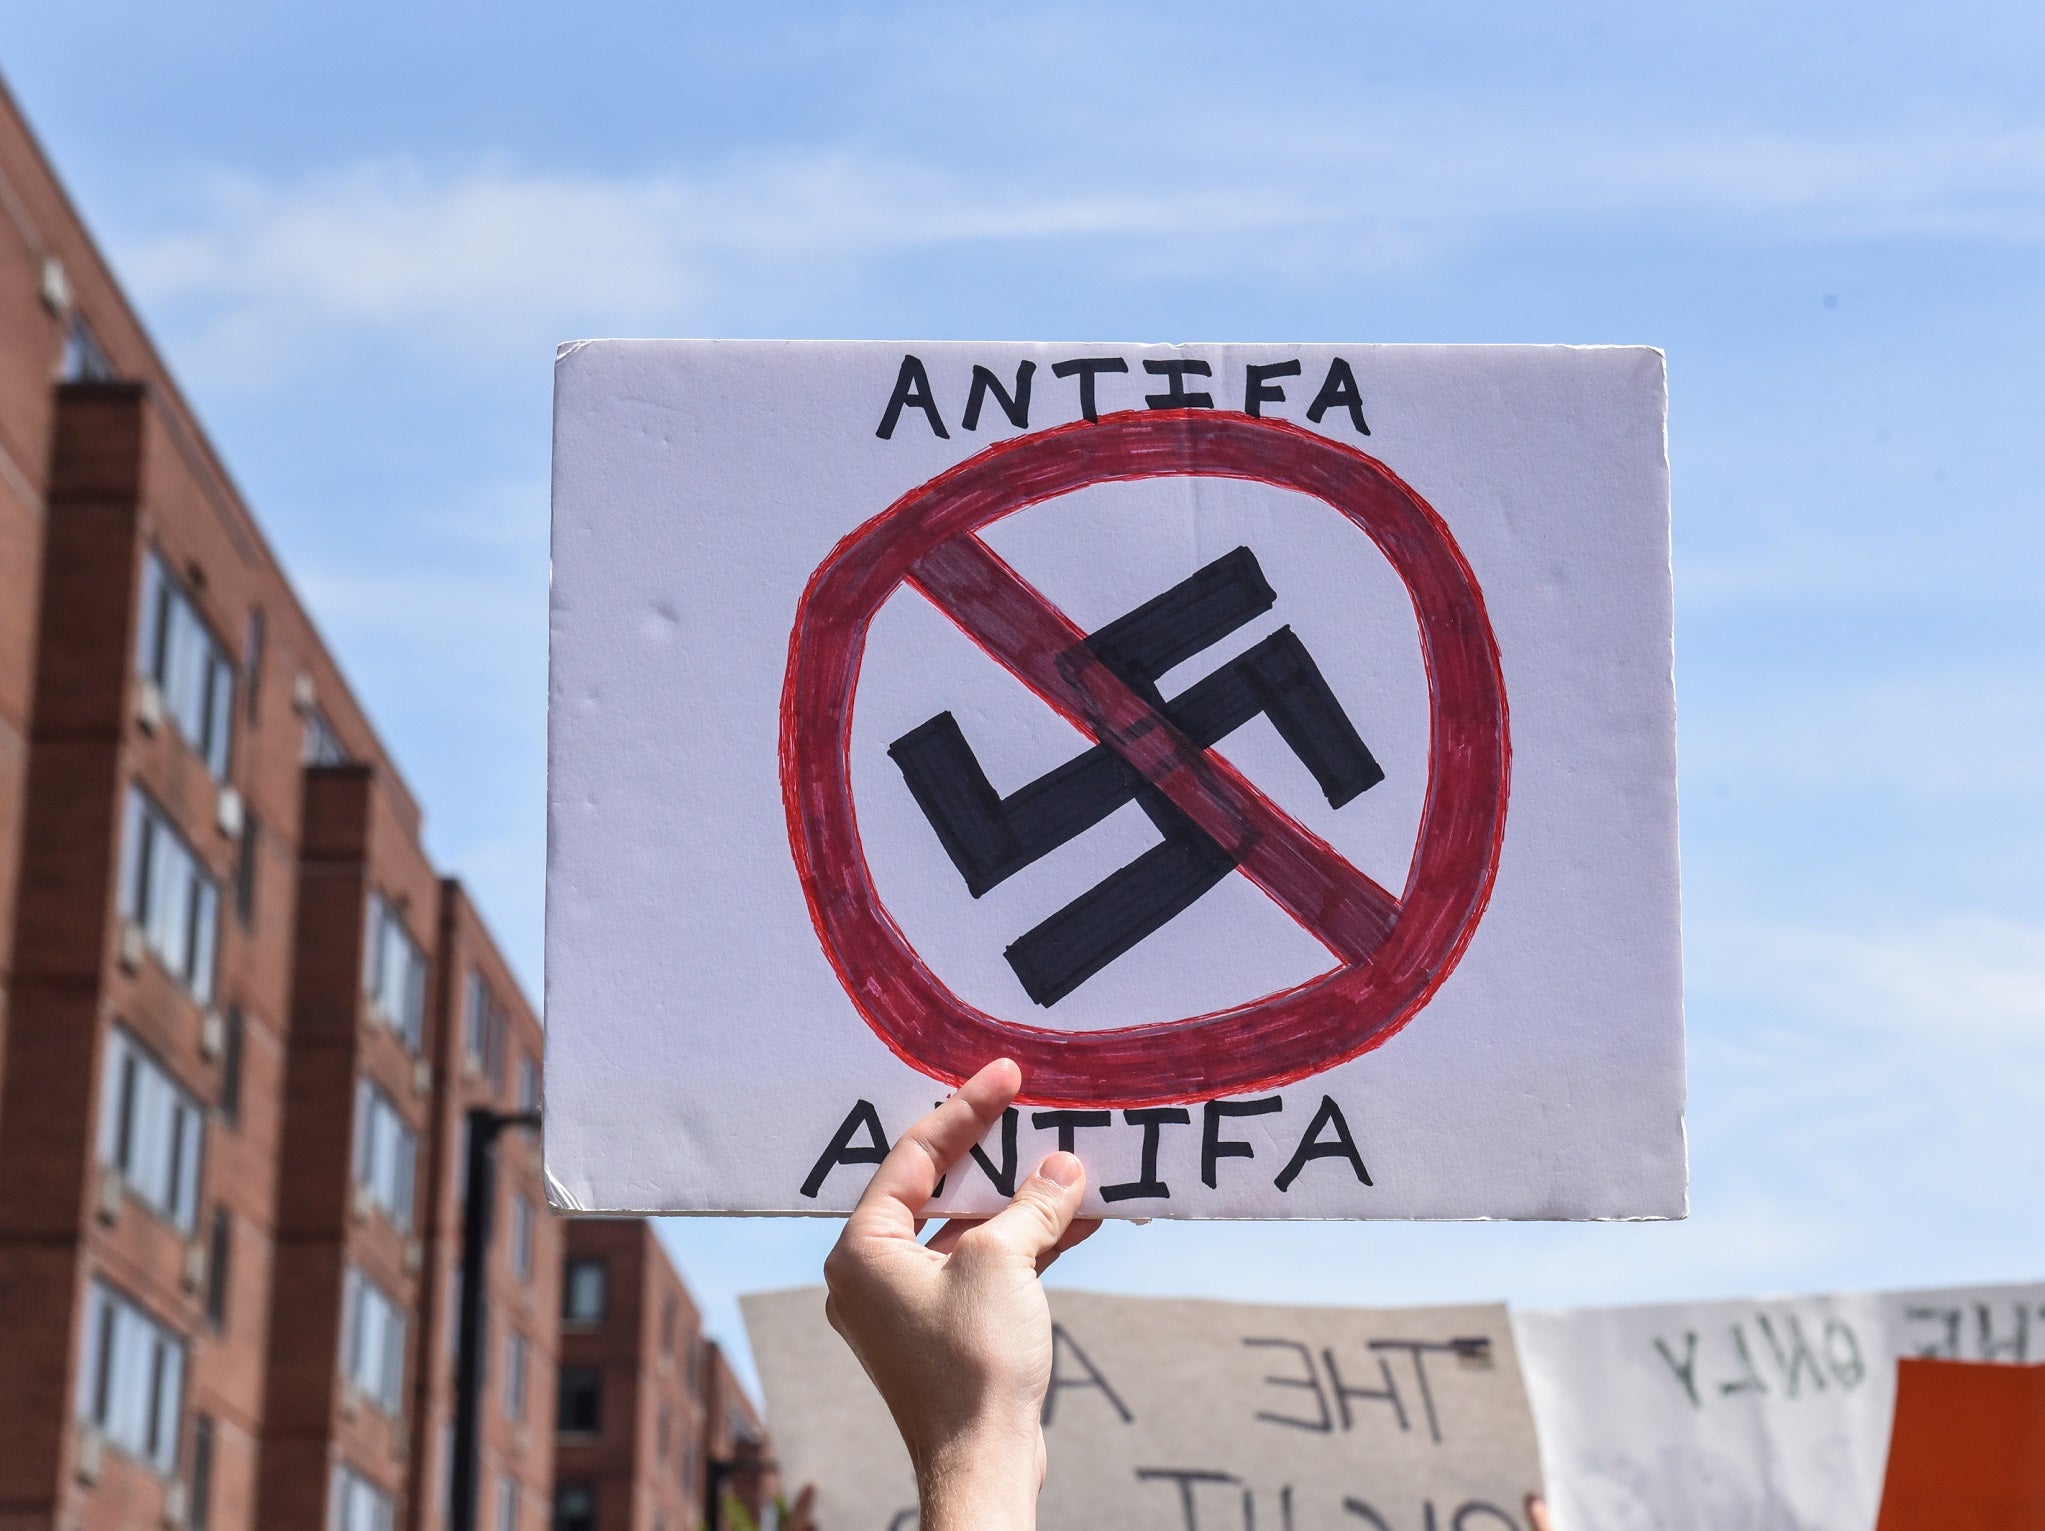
[744,1286,1547,1530]
[1515,1281,2045,1530]
[545,340,1682,1219]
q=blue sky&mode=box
[7,1,2042,1385]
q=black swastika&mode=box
[888,547,1383,1007]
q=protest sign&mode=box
[546,341,1681,1218]
[743,1286,1546,1530]
[1874,1359,2045,1530]
[1515,1281,2045,1530]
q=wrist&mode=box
[914,1421,1041,1531]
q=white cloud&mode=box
[1695,910,2045,1049]
[1683,671,2045,798]
[111,108,2045,383]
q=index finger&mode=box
[847,1058,1022,1238]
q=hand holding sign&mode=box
[823,1059,1100,1531]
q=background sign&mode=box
[1516,1281,2045,1529]
[546,340,1680,1217]
[744,1287,1546,1530]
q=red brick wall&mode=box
[0,378,310,1530]
[409,879,561,1531]
[555,1221,726,1531]
[260,763,442,1527]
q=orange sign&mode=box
[1875,1358,2045,1530]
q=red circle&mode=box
[780,409,1509,1107]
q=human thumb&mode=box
[975,1151,1086,1259]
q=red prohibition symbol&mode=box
[780,409,1510,1107]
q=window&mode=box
[304,704,348,766]
[219,1007,246,1127]
[204,1207,232,1332]
[190,1413,216,1529]
[353,1081,418,1231]
[136,549,235,777]
[363,893,427,1051]
[452,1115,472,1205]
[509,1193,533,1282]
[464,970,500,1080]
[331,1465,396,1531]
[562,1260,606,1325]
[234,814,259,928]
[553,1481,596,1531]
[504,1329,528,1422]
[60,314,115,382]
[78,1280,185,1474]
[98,1027,204,1231]
[341,1267,407,1415]
[120,787,221,1003]
[242,608,265,724]
[656,1401,671,1464]
[497,1474,521,1531]
[518,1054,540,1112]
[556,1368,602,1435]
[661,1295,677,1356]
[440,1422,456,1514]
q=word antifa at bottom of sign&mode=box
[890,545,1382,1006]
[801,1093,1371,1202]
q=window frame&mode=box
[120,786,222,1004]
[204,1206,233,1332]
[556,1366,603,1436]
[98,1026,205,1232]
[304,704,347,767]
[136,547,236,778]
[504,1329,528,1423]
[352,1079,418,1233]
[191,1412,216,1529]
[77,1279,186,1475]
[553,1480,597,1531]
[234,811,259,929]
[219,1007,246,1127]
[340,1266,408,1417]
[362,892,427,1052]
[509,1192,534,1283]
[331,1463,397,1531]
[562,1259,607,1325]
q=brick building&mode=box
[701,1344,777,1531]
[552,1224,783,1531]
[0,68,434,1528]
[0,65,772,1531]
[409,881,560,1531]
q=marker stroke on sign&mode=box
[780,408,1509,1107]
[889,545,1384,1006]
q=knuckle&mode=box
[822,1244,855,1292]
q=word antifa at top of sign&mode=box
[875,353,1372,438]
[890,547,1382,1006]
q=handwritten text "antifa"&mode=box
[801,1092,1372,1203]
[875,353,1373,439]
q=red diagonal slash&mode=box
[908,533,1401,965]
[781,408,1508,1105]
